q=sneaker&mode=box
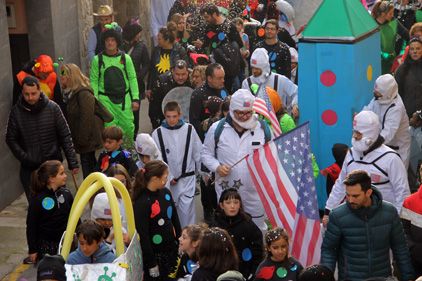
[23,256,35,264]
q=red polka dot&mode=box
[320,70,336,87]
[321,110,338,126]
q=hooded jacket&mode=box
[322,188,415,281]
[66,241,116,265]
[6,93,78,170]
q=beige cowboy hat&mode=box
[93,5,114,16]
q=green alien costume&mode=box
[90,51,139,142]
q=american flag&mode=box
[253,89,282,137]
[246,122,322,266]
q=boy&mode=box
[66,220,116,264]
[152,101,202,227]
[96,125,138,177]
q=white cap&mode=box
[229,89,255,112]
[374,74,398,104]
[289,47,298,63]
[250,48,271,75]
[134,133,162,160]
[91,193,112,220]
[353,110,381,141]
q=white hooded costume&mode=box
[134,133,163,168]
[364,74,411,168]
[242,48,298,114]
[325,111,410,213]
[201,89,271,230]
[152,121,202,227]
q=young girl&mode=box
[213,189,263,281]
[25,160,74,264]
[177,224,206,280]
[191,227,239,281]
[255,228,303,281]
[133,160,181,280]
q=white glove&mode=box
[149,265,160,278]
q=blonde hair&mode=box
[191,65,207,81]
[60,63,91,91]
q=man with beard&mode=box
[321,170,415,281]
[242,48,298,118]
[323,110,410,227]
[150,60,192,128]
[201,89,272,230]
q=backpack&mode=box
[214,117,271,152]
[213,41,242,77]
[98,51,131,110]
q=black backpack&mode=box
[213,40,242,77]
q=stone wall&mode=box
[77,0,93,73]
[0,0,22,210]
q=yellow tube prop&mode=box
[61,173,125,260]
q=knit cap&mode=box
[37,254,66,281]
[353,110,381,141]
[123,18,142,41]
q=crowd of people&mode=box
[4,0,422,280]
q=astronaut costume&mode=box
[242,48,298,114]
[134,133,163,168]
[202,89,271,230]
[325,111,410,214]
[152,121,201,228]
[364,74,411,168]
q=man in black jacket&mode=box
[6,76,79,201]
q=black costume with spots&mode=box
[255,40,291,79]
[26,187,73,256]
[213,213,263,280]
[96,147,138,177]
[134,187,181,280]
[254,257,303,281]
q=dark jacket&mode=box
[401,185,422,276]
[26,187,73,254]
[66,87,103,154]
[122,40,150,94]
[96,146,138,177]
[254,256,303,281]
[395,56,422,118]
[214,213,263,280]
[191,267,219,281]
[255,40,291,79]
[189,83,229,141]
[6,93,78,170]
[67,241,116,265]
[321,188,415,281]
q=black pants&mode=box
[80,151,97,179]
[200,178,217,222]
[20,166,36,202]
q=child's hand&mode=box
[123,233,131,245]
[149,265,160,278]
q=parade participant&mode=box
[6,76,79,201]
[191,227,239,281]
[60,63,108,179]
[37,254,67,281]
[254,227,303,281]
[135,133,163,169]
[201,96,223,135]
[395,36,422,118]
[152,102,202,227]
[87,5,121,64]
[321,170,415,281]
[408,110,422,192]
[14,54,65,113]
[213,188,263,281]
[191,65,207,89]
[323,111,410,223]
[255,19,291,78]
[401,165,422,276]
[67,220,116,265]
[105,164,132,217]
[25,161,73,264]
[371,0,409,73]
[133,160,181,281]
[167,0,198,24]
[364,74,411,168]
[201,89,272,230]
[289,47,298,85]
[96,126,138,177]
[242,48,298,118]
[149,60,192,129]
[320,143,349,197]
[90,25,140,142]
[151,0,175,45]
[177,224,206,280]
[122,17,150,138]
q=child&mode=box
[177,224,206,280]
[37,254,66,281]
[66,220,116,264]
[201,96,223,136]
[152,101,202,227]
[213,189,263,281]
[191,227,239,281]
[133,160,181,281]
[106,163,133,204]
[25,160,73,264]
[96,125,138,177]
[255,227,303,281]
[320,143,349,197]
[134,133,163,168]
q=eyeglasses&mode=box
[234,110,253,118]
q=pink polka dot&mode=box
[320,70,336,87]
[321,110,338,126]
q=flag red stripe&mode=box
[291,215,306,258]
[306,221,321,265]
